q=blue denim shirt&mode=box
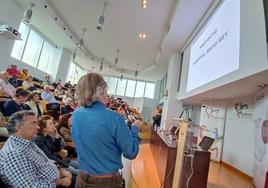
[72,101,140,175]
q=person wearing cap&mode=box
[2,89,30,116]
[72,73,141,188]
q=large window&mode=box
[11,22,29,60]
[116,79,127,96]
[67,62,87,84]
[38,41,55,74]
[104,76,155,99]
[144,82,155,98]
[22,30,43,67]
[11,22,59,76]
[108,77,118,95]
[135,81,145,97]
[125,80,136,97]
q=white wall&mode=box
[161,53,183,129]
[56,48,71,82]
[178,0,268,100]
[0,0,24,71]
[222,96,255,176]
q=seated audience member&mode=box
[0,111,72,187]
[34,115,78,182]
[3,89,30,116]
[20,68,29,80]
[0,111,6,127]
[54,84,64,97]
[6,64,21,87]
[0,71,16,98]
[22,76,36,91]
[64,81,73,88]
[62,91,74,105]
[41,85,60,118]
[26,92,44,117]
[53,79,62,88]
[58,113,77,158]
[6,64,21,78]
[58,113,72,142]
[62,98,76,115]
[42,75,53,87]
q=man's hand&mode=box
[59,168,72,179]
[132,120,142,129]
[56,177,71,187]
[50,126,59,138]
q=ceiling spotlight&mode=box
[139,33,146,39]
[135,64,139,78]
[72,49,77,62]
[100,58,104,71]
[79,28,87,47]
[24,3,34,24]
[142,0,148,8]
[114,49,120,65]
[97,1,108,31]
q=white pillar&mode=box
[161,53,183,129]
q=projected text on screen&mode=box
[187,0,240,92]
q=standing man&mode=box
[0,110,72,187]
[72,73,141,188]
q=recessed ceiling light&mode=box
[141,0,148,8]
[139,33,146,39]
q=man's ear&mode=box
[15,123,23,131]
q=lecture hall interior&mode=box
[0,0,268,187]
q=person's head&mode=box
[38,115,54,135]
[7,110,39,140]
[27,76,33,82]
[58,113,72,130]
[65,91,70,97]
[45,75,50,81]
[29,92,40,103]
[157,105,162,113]
[0,71,11,81]
[43,85,51,92]
[22,69,28,74]
[15,89,30,103]
[56,84,62,89]
[76,73,108,106]
[11,64,17,69]
[66,98,74,106]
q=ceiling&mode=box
[15,0,214,82]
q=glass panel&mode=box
[11,22,30,60]
[67,62,76,84]
[103,76,109,84]
[116,79,127,96]
[135,81,145,97]
[107,77,117,95]
[144,83,155,99]
[37,41,55,74]
[74,67,87,84]
[125,80,136,97]
[22,29,43,67]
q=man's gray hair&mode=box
[7,110,36,134]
